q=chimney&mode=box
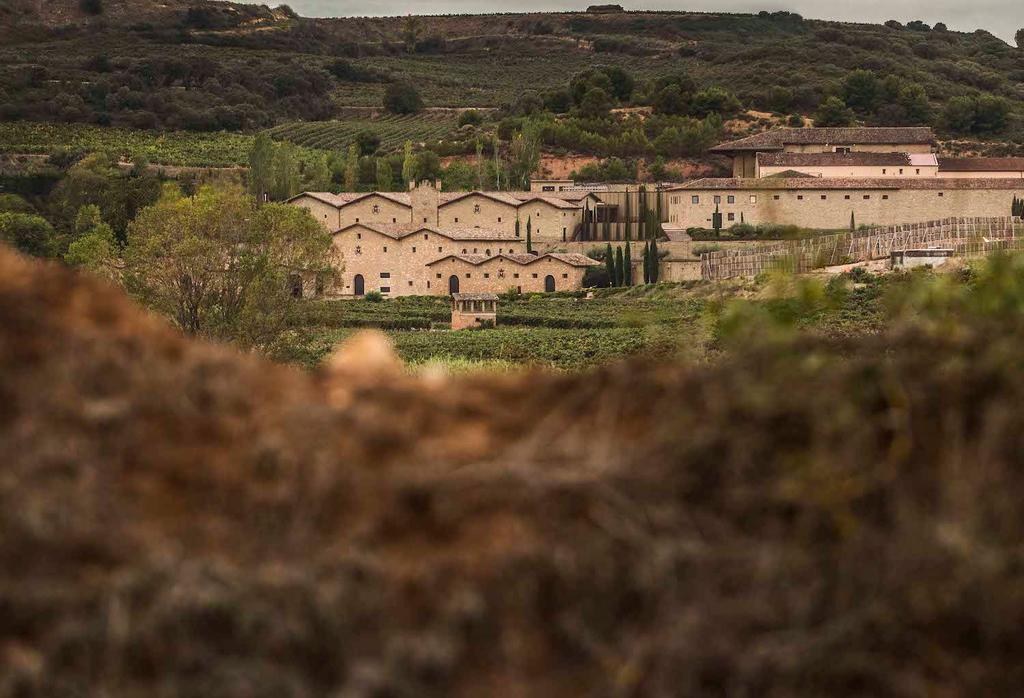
[411,179,439,227]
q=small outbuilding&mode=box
[451,293,498,330]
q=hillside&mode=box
[1,3,1022,126]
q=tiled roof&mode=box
[427,252,600,267]
[759,152,914,167]
[508,195,582,209]
[288,191,411,208]
[439,191,524,207]
[670,177,1024,191]
[546,252,602,266]
[938,157,1024,172]
[453,292,499,301]
[710,127,936,153]
[334,223,520,241]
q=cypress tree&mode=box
[624,191,632,241]
[515,215,521,239]
[624,243,632,286]
[615,246,625,287]
[642,241,650,284]
[582,201,590,240]
[526,216,533,253]
[605,243,615,286]
[649,239,659,283]
[654,188,663,238]
[638,185,648,240]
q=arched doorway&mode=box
[448,275,460,294]
[544,275,555,292]
[353,274,365,296]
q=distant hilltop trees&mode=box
[586,4,624,13]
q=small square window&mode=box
[691,195,700,204]
[436,273,442,279]
[713,195,721,204]
[513,273,520,278]
[498,217,502,222]
[483,273,490,278]
[749,195,757,204]
[773,195,780,201]
[438,246,443,252]
[383,246,388,252]
[412,247,416,253]
[465,273,471,278]
[797,195,804,201]
[844,195,851,200]
[882,195,889,200]
[727,212,735,221]
[532,273,538,279]
[938,192,944,197]
[424,233,429,240]
[455,217,459,223]
[727,195,735,204]
[863,195,870,200]
[355,218,360,223]
[357,233,362,239]
[392,218,396,223]
[821,195,827,200]
[408,280,413,286]
[380,286,390,293]
[380,272,390,279]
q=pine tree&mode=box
[605,243,615,286]
[642,241,650,284]
[615,247,625,287]
[623,243,632,286]
[401,140,415,186]
[248,133,276,203]
[649,239,659,283]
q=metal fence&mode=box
[700,217,1024,280]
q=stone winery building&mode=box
[668,127,1024,230]
[288,180,600,297]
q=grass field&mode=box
[277,275,889,371]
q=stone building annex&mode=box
[667,126,1024,231]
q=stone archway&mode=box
[353,274,365,296]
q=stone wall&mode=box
[428,256,589,295]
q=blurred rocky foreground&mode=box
[2,245,1024,697]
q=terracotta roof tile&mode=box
[710,127,936,153]
[759,152,914,167]
[670,177,1024,191]
[938,157,1024,173]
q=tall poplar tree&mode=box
[248,133,276,204]
[623,242,632,286]
[343,143,359,191]
[401,140,415,187]
[376,158,393,191]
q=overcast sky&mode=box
[274,1,1023,43]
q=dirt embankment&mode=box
[3,245,1024,695]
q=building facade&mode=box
[667,177,1024,230]
[427,253,600,295]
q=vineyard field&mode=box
[0,122,263,167]
[268,113,462,153]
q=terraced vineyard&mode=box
[268,113,462,153]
